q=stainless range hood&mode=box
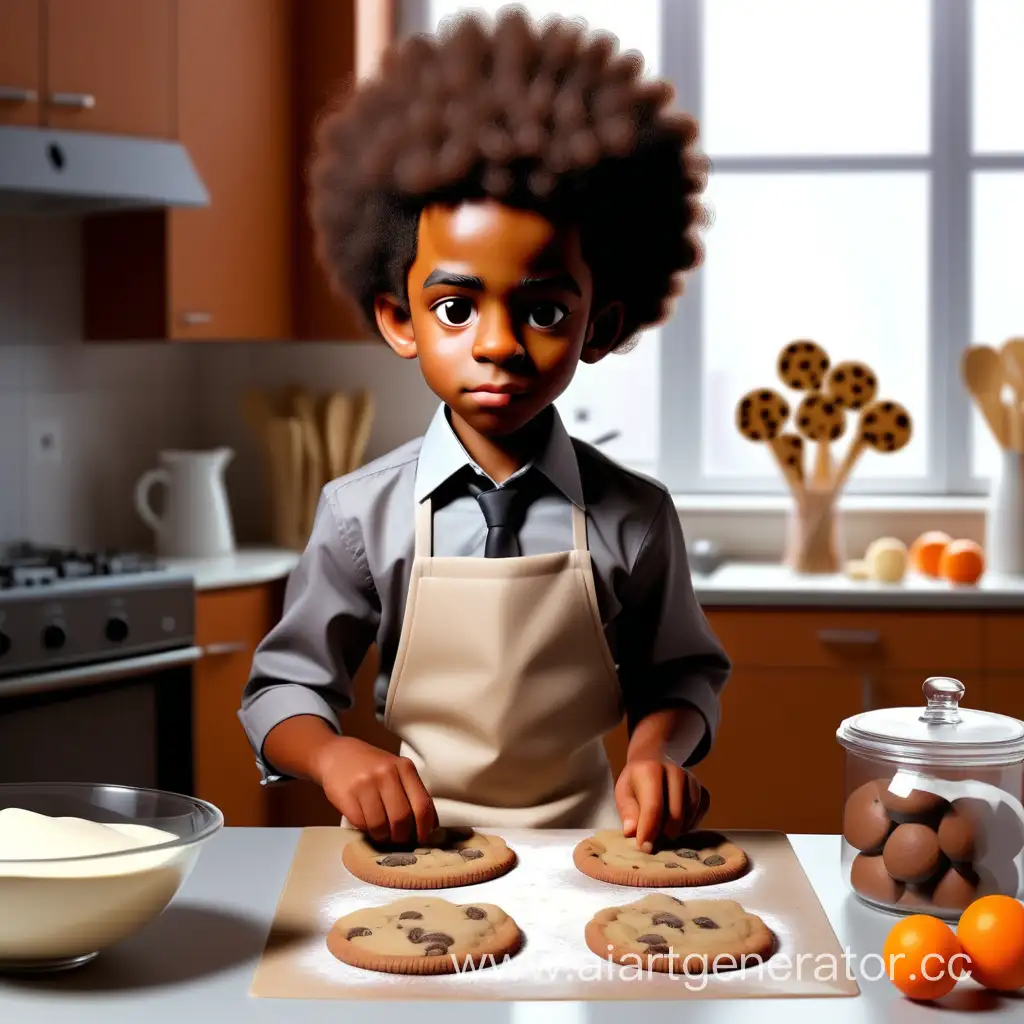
[0,127,209,215]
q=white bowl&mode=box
[0,782,222,973]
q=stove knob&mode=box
[0,632,9,657]
[105,616,129,643]
[42,624,66,650]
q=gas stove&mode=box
[0,542,195,679]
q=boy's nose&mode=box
[472,309,523,363]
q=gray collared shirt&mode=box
[239,403,731,783]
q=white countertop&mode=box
[158,549,300,591]
[159,548,1024,608]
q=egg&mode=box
[931,865,979,910]
[864,537,908,583]
[897,884,938,910]
[883,823,945,883]
[842,780,894,854]
[850,853,904,904]
[880,786,948,826]
[937,804,975,863]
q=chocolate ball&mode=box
[881,786,948,825]
[843,780,894,854]
[937,804,975,863]
[850,853,904,904]
[931,866,979,910]
[883,823,944,883]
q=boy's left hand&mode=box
[614,757,710,853]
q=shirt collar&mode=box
[414,403,585,509]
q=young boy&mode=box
[239,7,730,853]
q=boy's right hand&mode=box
[314,736,438,845]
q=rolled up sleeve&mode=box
[616,490,731,767]
[238,488,380,783]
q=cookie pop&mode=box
[832,399,914,492]
[735,388,805,495]
[794,391,846,488]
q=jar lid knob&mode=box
[920,677,965,724]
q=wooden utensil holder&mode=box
[783,486,845,574]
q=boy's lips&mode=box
[465,383,529,407]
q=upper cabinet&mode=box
[0,0,172,135]
[0,0,42,126]
[46,0,174,137]
[81,0,394,342]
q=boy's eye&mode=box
[527,302,567,329]
[433,298,476,327]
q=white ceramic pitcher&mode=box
[986,448,1024,575]
[134,449,236,558]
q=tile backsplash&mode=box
[0,216,437,551]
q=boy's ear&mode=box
[374,294,417,358]
[580,301,625,364]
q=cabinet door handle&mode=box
[179,311,212,325]
[202,641,248,657]
[49,92,96,109]
[817,628,880,646]
[0,86,37,104]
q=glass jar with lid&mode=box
[836,676,1024,919]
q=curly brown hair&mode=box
[308,4,708,351]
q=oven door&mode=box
[0,646,202,793]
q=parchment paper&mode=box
[250,828,860,1000]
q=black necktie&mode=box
[475,485,524,558]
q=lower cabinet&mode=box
[192,583,282,826]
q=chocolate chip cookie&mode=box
[342,826,516,889]
[777,340,830,390]
[327,896,522,974]
[585,893,775,973]
[573,829,748,887]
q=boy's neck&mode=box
[448,406,553,485]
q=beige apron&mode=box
[377,494,624,829]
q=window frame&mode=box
[402,0,1016,497]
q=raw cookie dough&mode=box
[585,893,775,973]
[573,829,748,887]
[342,826,516,889]
[327,896,522,974]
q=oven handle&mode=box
[0,646,205,699]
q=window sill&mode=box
[670,493,987,515]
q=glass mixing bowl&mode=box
[0,782,223,973]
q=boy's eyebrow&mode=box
[421,270,581,296]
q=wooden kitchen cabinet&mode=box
[45,0,174,137]
[82,0,294,341]
[192,582,283,826]
[0,0,42,126]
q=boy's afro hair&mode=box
[308,4,709,350]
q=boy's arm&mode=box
[237,489,380,785]
[616,488,731,767]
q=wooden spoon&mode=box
[323,391,353,479]
[1000,338,1024,451]
[346,389,375,473]
[962,345,1010,448]
[290,389,324,535]
[266,417,305,549]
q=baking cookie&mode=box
[573,829,748,887]
[778,340,830,390]
[327,895,522,974]
[585,893,775,973]
[735,388,790,441]
[342,826,516,889]
[794,392,846,442]
[825,360,878,409]
[857,399,913,452]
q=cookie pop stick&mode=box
[824,360,880,491]
[778,340,832,484]
[735,388,805,496]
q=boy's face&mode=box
[375,199,619,438]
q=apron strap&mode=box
[571,503,588,551]
[415,496,433,557]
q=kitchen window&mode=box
[408,0,1023,497]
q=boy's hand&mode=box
[614,757,709,853]
[314,736,438,845]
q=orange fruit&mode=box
[883,915,965,1001]
[956,896,1024,992]
[938,539,985,584]
[909,531,951,577]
